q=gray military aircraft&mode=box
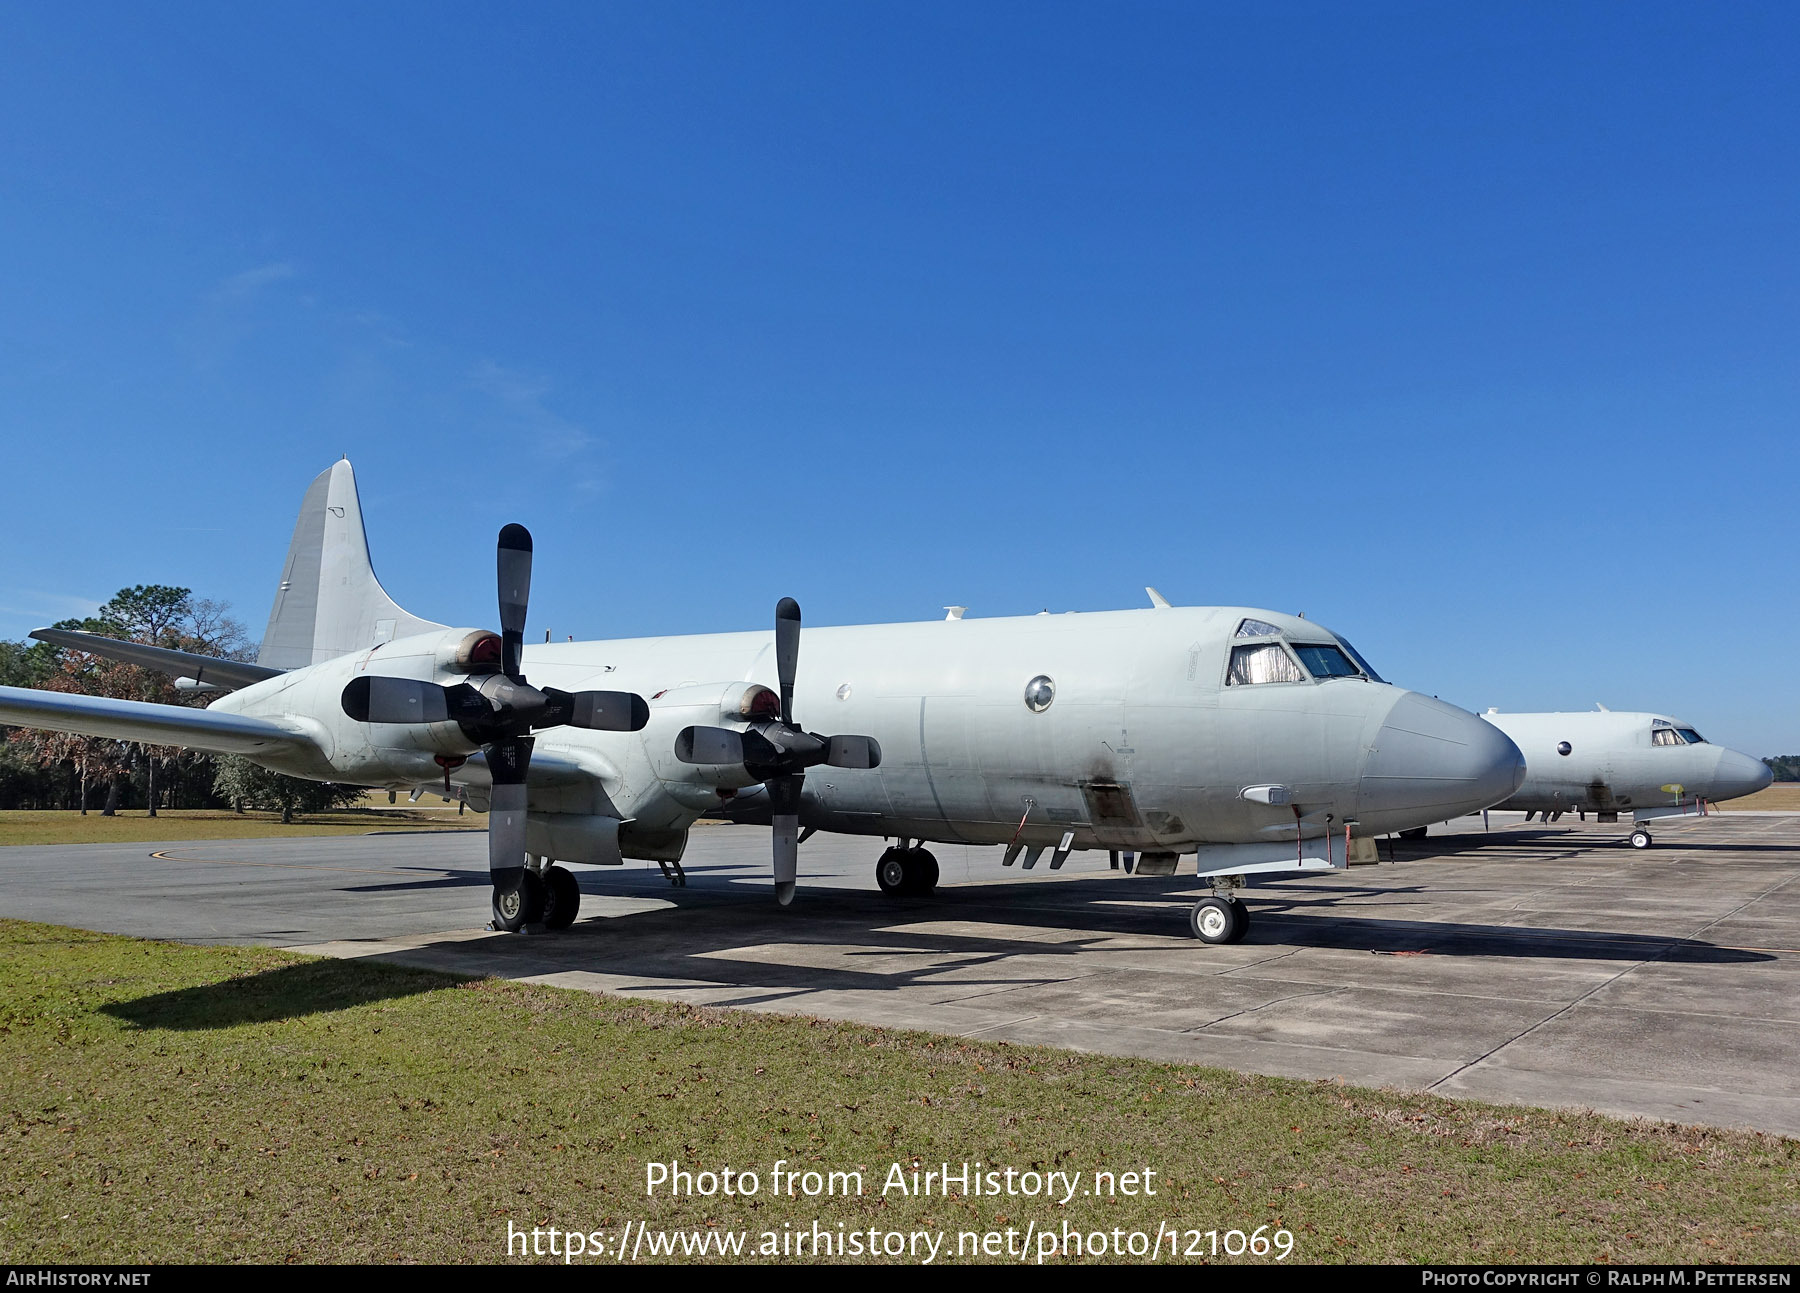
[1,461,1526,943]
[1472,708,1772,848]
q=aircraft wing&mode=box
[0,685,321,757]
[30,628,283,690]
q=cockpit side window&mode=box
[1235,618,1283,638]
[1677,728,1706,744]
[1228,642,1308,685]
[1335,637,1384,683]
[1652,728,1683,747]
[1292,643,1361,679]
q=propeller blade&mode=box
[486,735,533,873]
[486,734,538,928]
[769,772,801,906]
[775,597,800,726]
[674,726,746,765]
[497,523,533,682]
[342,676,485,725]
[825,734,882,770]
[552,689,651,733]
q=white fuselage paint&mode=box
[211,604,1525,864]
[1482,711,1771,815]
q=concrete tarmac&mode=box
[3,812,1796,1137]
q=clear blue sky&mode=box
[1,2,1794,753]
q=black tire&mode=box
[1189,896,1246,944]
[908,849,939,895]
[542,865,581,930]
[492,869,546,932]
[876,848,908,895]
[1629,829,1653,850]
[1398,826,1429,841]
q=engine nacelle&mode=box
[639,681,776,810]
[216,628,501,787]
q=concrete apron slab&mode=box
[273,813,1800,1140]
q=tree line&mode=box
[1,585,365,820]
[1764,756,1800,783]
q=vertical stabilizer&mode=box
[257,461,447,668]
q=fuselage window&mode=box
[1652,728,1683,747]
[1235,618,1282,638]
[1292,644,1361,679]
[1228,642,1308,685]
[1335,637,1384,683]
[1677,728,1706,744]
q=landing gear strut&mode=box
[876,844,939,896]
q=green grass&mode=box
[0,807,481,847]
[1,919,1795,1264]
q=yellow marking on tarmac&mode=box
[147,850,449,879]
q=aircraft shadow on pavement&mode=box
[102,956,458,1031]
[361,870,1771,1007]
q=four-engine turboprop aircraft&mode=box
[1476,708,1772,848]
[0,461,1527,943]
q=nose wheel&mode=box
[1629,828,1654,849]
[876,845,939,895]
[1190,894,1251,944]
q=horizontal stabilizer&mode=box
[31,628,282,691]
[0,685,319,757]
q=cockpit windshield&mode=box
[1677,728,1706,744]
[1292,643,1362,679]
[1227,642,1308,685]
[1651,724,1706,747]
[1335,638,1384,683]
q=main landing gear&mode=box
[1189,876,1251,944]
[876,843,939,896]
[491,859,582,933]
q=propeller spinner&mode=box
[340,524,649,930]
[674,597,881,905]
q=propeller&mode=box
[340,524,649,929]
[674,596,880,905]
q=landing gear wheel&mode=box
[876,848,908,895]
[1629,828,1653,850]
[542,865,581,930]
[876,848,940,896]
[1398,826,1429,841]
[492,869,546,932]
[1190,896,1248,944]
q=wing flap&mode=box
[0,685,320,757]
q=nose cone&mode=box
[1710,749,1773,802]
[1361,693,1526,827]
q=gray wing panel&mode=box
[0,686,318,757]
[258,461,446,669]
[30,628,282,689]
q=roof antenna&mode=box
[1595,702,1610,712]
[1145,587,1171,609]
[943,606,966,621]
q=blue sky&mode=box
[1,2,1794,753]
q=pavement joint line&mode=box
[1423,863,1798,1095]
[1190,984,1347,1032]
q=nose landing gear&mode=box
[1629,828,1654,850]
[1190,875,1251,943]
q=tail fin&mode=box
[257,460,447,669]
